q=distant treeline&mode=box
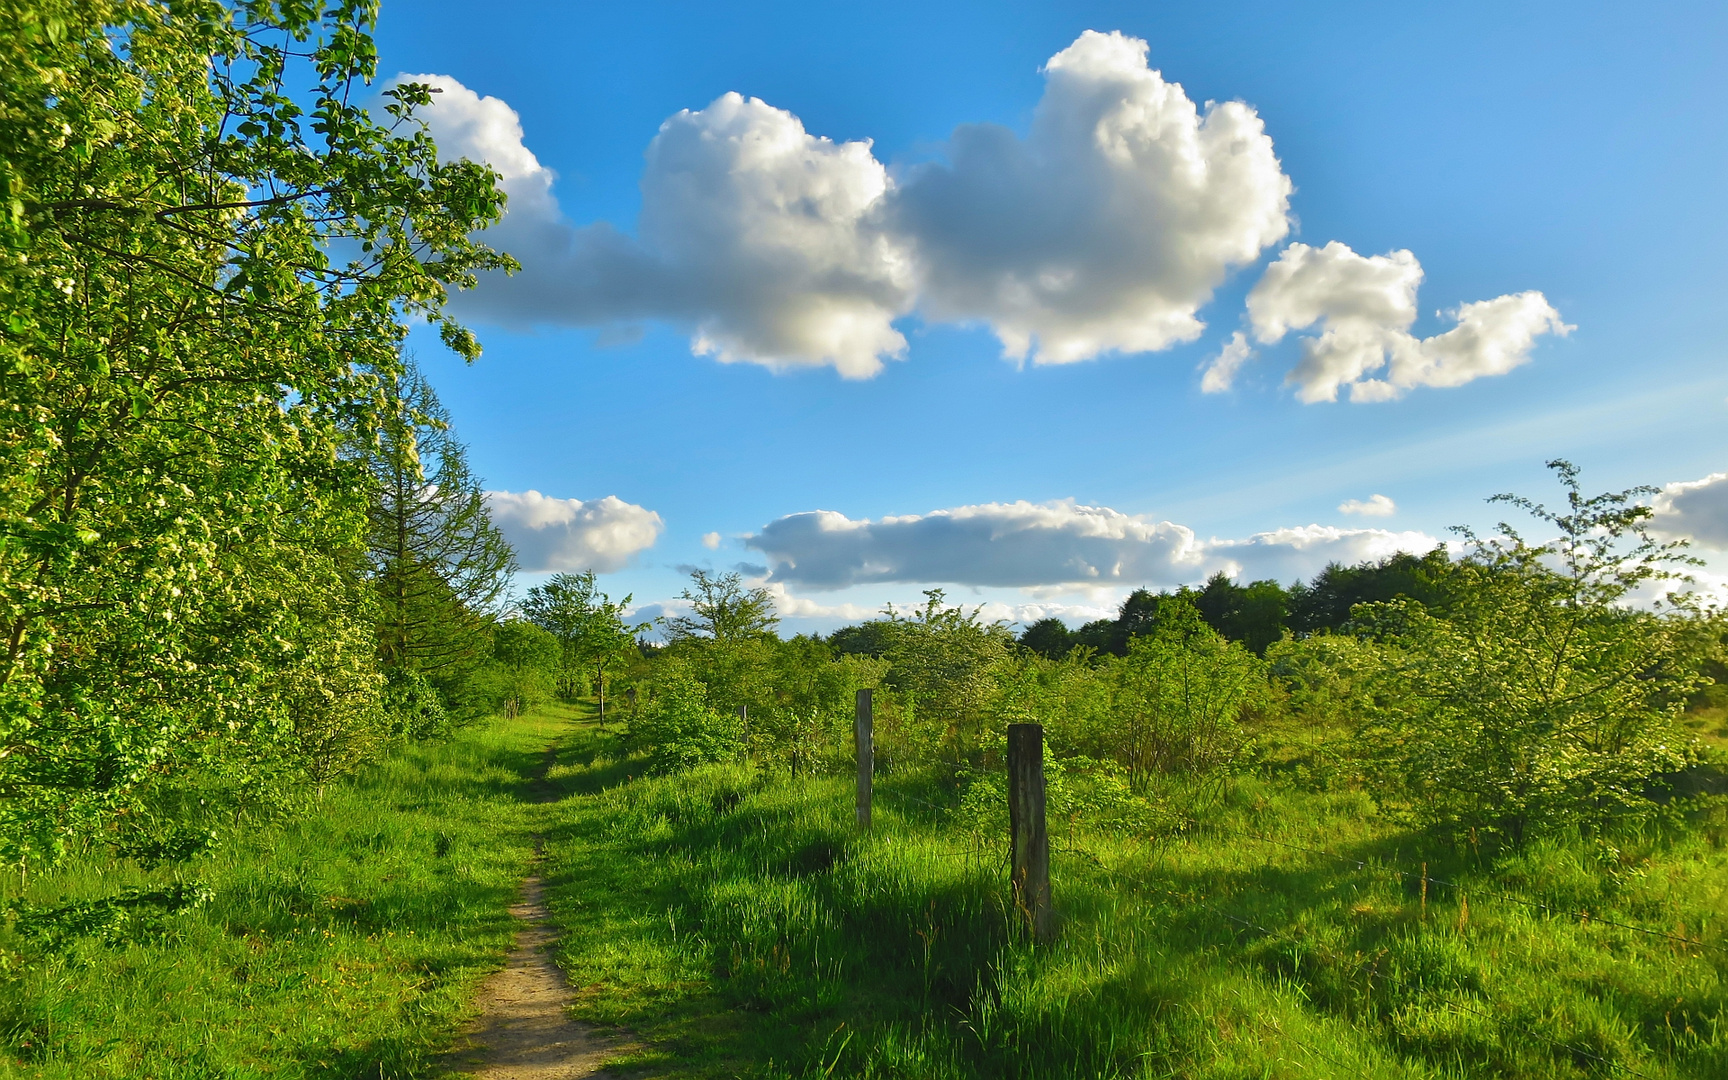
[1008,549,1453,659]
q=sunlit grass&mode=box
[0,711,562,1078]
[544,723,1728,1079]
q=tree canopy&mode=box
[0,0,509,868]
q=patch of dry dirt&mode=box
[439,875,634,1079]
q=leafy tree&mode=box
[365,362,516,706]
[478,619,560,719]
[0,0,508,869]
[519,572,596,700]
[1287,548,1452,635]
[1105,596,1262,796]
[828,619,896,658]
[883,590,1014,762]
[1360,462,1706,843]
[1018,617,1077,658]
[521,570,647,722]
[660,569,779,644]
[631,662,741,774]
[1194,573,1291,655]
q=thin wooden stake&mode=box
[1008,723,1053,944]
[1420,862,1428,922]
[855,689,873,829]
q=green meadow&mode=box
[541,712,1728,1080]
[0,711,555,1079]
[3,700,1723,1078]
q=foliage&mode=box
[882,589,1015,763]
[365,361,515,707]
[1359,461,1707,843]
[0,0,508,871]
[522,570,649,726]
[630,663,742,774]
[660,569,779,644]
[469,618,560,719]
[1104,596,1263,795]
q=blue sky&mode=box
[377,0,1728,632]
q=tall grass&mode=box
[545,723,1728,1079]
[0,710,561,1078]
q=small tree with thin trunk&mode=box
[1361,460,1708,844]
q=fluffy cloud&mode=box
[1235,241,1570,402]
[485,490,664,572]
[402,30,1289,375]
[1205,524,1444,583]
[1650,472,1728,550]
[701,531,723,550]
[745,499,1440,590]
[883,30,1291,364]
[406,78,912,378]
[1339,494,1396,517]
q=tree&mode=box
[660,569,779,644]
[0,0,509,869]
[520,571,646,725]
[365,361,515,704]
[519,572,595,700]
[1287,549,1452,635]
[1106,596,1262,797]
[1194,573,1291,655]
[1018,617,1077,658]
[1360,461,1706,843]
[482,619,560,719]
[883,590,1014,762]
[657,570,780,721]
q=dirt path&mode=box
[440,740,635,1078]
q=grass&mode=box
[3,706,1722,1078]
[0,707,569,1078]
[542,720,1728,1079]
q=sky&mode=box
[374,0,1728,634]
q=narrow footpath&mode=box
[440,736,637,1079]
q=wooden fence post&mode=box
[1008,723,1053,944]
[855,689,873,829]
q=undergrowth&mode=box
[545,722,1728,1079]
[0,709,564,1078]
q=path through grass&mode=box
[0,708,576,1078]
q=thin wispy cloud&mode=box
[1339,494,1397,517]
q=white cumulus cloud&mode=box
[1339,494,1396,517]
[883,29,1291,364]
[400,29,1290,376]
[1246,241,1570,402]
[485,490,664,573]
[745,499,1441,590]
[1650,472,1728,550]
[701,531,723,550]
[401,77,912,377]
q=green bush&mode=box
[631,665,743,774]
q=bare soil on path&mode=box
[440,737,638,1079]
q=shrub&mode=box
[632,665,742,774]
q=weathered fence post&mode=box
[1008,722,1053,944]
[855,689,873,829]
